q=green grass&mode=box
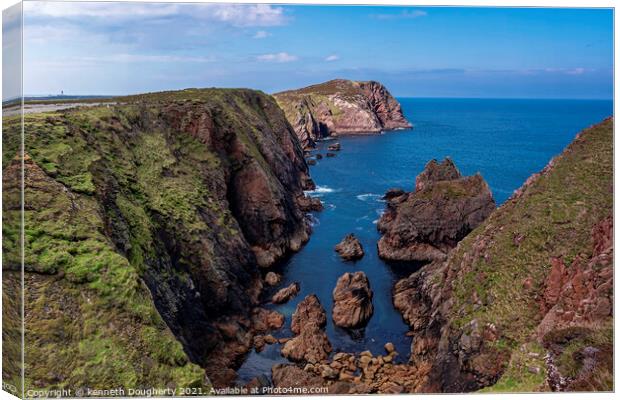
[2,86,301,392]
[440,118,613,391]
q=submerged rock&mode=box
[328,142,341,151]
[332,272,374,329]
[281,294,332,363]
[272,282,300,304]
[378,158,495,262]
[326,152,337,157]
[335,234,364,261]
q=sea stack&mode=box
[377,158,495,262]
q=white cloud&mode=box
[253,30,271,39]
[25,2,288,27]
[210,4,286,27]
[371,9,428,20]
[256,52,298,63]
[325,54,339,62]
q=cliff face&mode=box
[393,118,613,393]
[274,79,411,148]
[2,88,315,391]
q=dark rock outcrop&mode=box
[272,282,300,304]
[378,158,496,262]
[275,79,411,148]
[332,272,374,329]
[335,234,364,261]
[281,295,332,363]
[297,194,323,212]
[392,118,613,392]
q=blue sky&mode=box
[8,2,615,99]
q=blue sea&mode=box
[236,98,613,383]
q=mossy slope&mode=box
[394,118,613,393]
[2,88,313,392]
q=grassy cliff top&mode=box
[274,79,379,98]
[14,87,271,107]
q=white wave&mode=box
[304,185,336,197]
[356,193,385,203]
[306,214,320,227]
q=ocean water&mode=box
[236,98,613,383]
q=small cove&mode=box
[236,97,613,384]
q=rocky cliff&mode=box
[2,88,315,391]
[393,118,613,392]
[274,79,411,148]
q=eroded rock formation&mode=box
[332,272,374,329]
[274,79,411,148]
[281,295,332,363]
[335,234,365,261]
[378,158,496,262]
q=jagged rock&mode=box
[297,195,323,212]
[383,188,406,201]
[274,79,411,149]
[281,295,332,363]
[327,142,341,151]
[332,272,374,328]
[334,234,364,261]
[264,272,281,286]
[251,307,285,333]
[378,158,495,262]
[271,282,300,304]
[414,158,461,192]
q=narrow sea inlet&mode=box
[236,97,612,383]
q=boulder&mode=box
[271,364,325,388]
[332,272,374,329]
[272,282,300,304]
[264,272,281,286]
[251,308,285,333]
[377,158,495,262]
[281,295,332,363]
[334,234,364,261]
